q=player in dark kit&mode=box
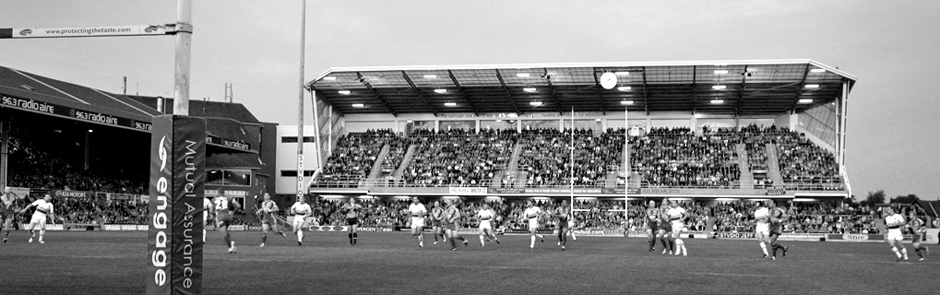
[645,200,662,252]
[907,206,929,261]
[553,201,571,251]
[767,201,789,260]
[658,201,674,255]
[213,195,241,253]
[258,193,287,247]
[342,198,363,245]
[430,201,447,244]
[443,199,469,250]
[2,187,21,243]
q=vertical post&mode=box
[296,0,307,199]
[172,0,192,116]
[0,115,8,189]
[624,105,628,220]
[569,107,574,214]
[311,90,323,174]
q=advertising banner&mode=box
[146,115,205,295]
[1,25,167,39]
[53,190,91,198]
[1,94,152,131]
[715,232,756,239]
[488,188,524,194]
[18,223,64,231]
[448,187,487,195]
[777,233,825,241]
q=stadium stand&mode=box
[7,136,147,194]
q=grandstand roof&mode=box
[0,65,161,131]
[306,59,857,117]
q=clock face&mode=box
[600,72,617,89]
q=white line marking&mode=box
[690,272,780,277]
[10,68,90,104]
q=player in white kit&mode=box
[203,197,214,244]
[522,201,545,249]
[884,206,909,262]
[476,203,500,246]
[20,194,55,244]
[666,200,688,256]
[290,195,313,246]
[753,202,771,258]
[408,197,428,248]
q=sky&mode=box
[1,0,938,200]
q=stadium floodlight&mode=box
[620,100,634,105]
[530,101,543,106]
[712,85,726,90]
[88,129,93,133]
[434,89,447,93]
[444,102,457,107]
[810,69,826,73]
[516,73,530,78]
[615,71,630,76]
[523,88,537,92]
[617,86,632,91]
[338,90,351,95]
[423,74,437,79]
[805,84,820,89]
[352,103,364,108]
[323,76,336,81]
[799,99,813,103]
[710,99,724,104]
[714,70,728,75]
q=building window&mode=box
[281,136,316,143]
[207,169,252,186]
[280,170,315,177]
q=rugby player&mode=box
[1,187,19,243]
[552,201,571,250]
[523,201,545,249]
[290,195,313,246]
[20,194,55,244]
[408,197,428,248]
[907,207,929,261]
[767,201,789,260]
[644,200,662,252]
[754,201,771,258]
[258,193,287,247]
[666,200,688,256]
[203,197,213,244]
[883,206,909,262]
[213,195,241,253]
[476,203,500,247]
[342,198,363,245]
[659,201,674,255]
[430,201,447,244]
[442,199,468,250]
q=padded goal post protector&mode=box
[146,115,206,295]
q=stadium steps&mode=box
[391,144,417,184]
[507,143,523,174]
[365,144,391,185]
[735,144,754,189]
[765,143,785,185]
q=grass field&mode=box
[1,230,937,294]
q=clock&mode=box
[600,72,617,89]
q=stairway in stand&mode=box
[735,143,754,189]
[765,143,785,185]
[388,144,416,187]
[364,144,391,187]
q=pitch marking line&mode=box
[690,272,781,277]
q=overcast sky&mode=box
[1,0,937,200]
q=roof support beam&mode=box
[446,70,480,116]
[592,68,606,115]
[790,64,812,114]
[494,70,523,115]
[641,67,649,115]
[544,69,564,115]
[356,72,398,117]
[691,65,697,115]
[735,65,749,116]
[401,71,438,116]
